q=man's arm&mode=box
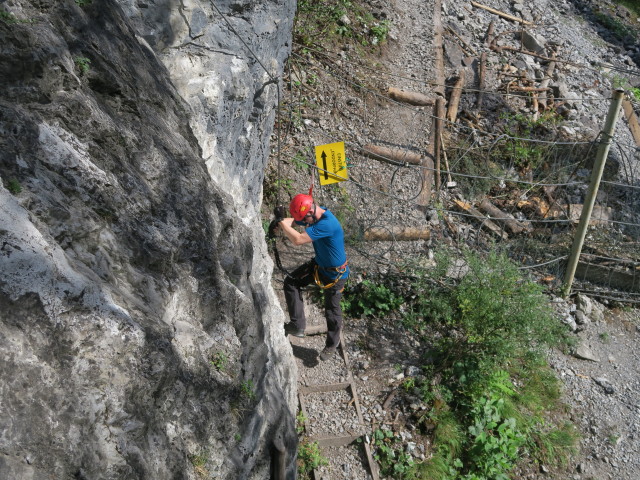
[279,218,313,246]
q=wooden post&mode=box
[562,89,624,298]
[476,52,486,109]
[434,97,445,191]
[446,70,465,123]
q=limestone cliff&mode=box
[0,0,297,478]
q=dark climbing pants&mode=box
[283,260,347,349]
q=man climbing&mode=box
[276,192,349,361]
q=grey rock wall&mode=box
[0,0,296,479]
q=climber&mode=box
[275,192,349,361]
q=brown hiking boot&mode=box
[284,322,305,338]
[319,346,337,361]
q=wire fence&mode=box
[270,47,640,304]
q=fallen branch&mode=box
[446,25,477,55]
[504,85,552,92]
[454,199,509,239]
[471,1,533,25]
[478,199,531,234]
[492,44,582,68]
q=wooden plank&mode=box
[363,442,380,480]
[299,383,351,395]
[433,0,445,97]
[304,324,328,335]
[313,435,363,448]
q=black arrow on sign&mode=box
[321,151,329,180]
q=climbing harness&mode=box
[313,260,348,290]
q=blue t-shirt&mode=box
[305,208,350,280]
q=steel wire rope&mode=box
[280,115,640,226]
[285,45,640,284]
[292,47,640,197]
[291,42,632,103]
[292,49,605,151]
[279,120,637,200]
[209,0,284,203]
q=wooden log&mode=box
[453,199,508,239]
[387,87,435,106]
[622,98,640,147]
[361,144,422,165]
[364,227,431,241]
[446,70,466,123]
[568,204,613,226]
[485,21,495,45]
[471,1,533,25]
[575,262,640,293]
[478,199,530,234]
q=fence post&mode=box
[562,89,625,298]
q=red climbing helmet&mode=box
[289,194,314,221]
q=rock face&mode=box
[0,0,296,479]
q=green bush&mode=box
[398,248,574,478]
[7,178,22,194]
[297,440,328,478]
[416,249,567,385]
[74,56,91,75]
[372,429,415,478]
[341,279,403,318]
[294,0,392,50]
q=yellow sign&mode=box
[315,141,348,185]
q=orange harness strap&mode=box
[313,260,348,290]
